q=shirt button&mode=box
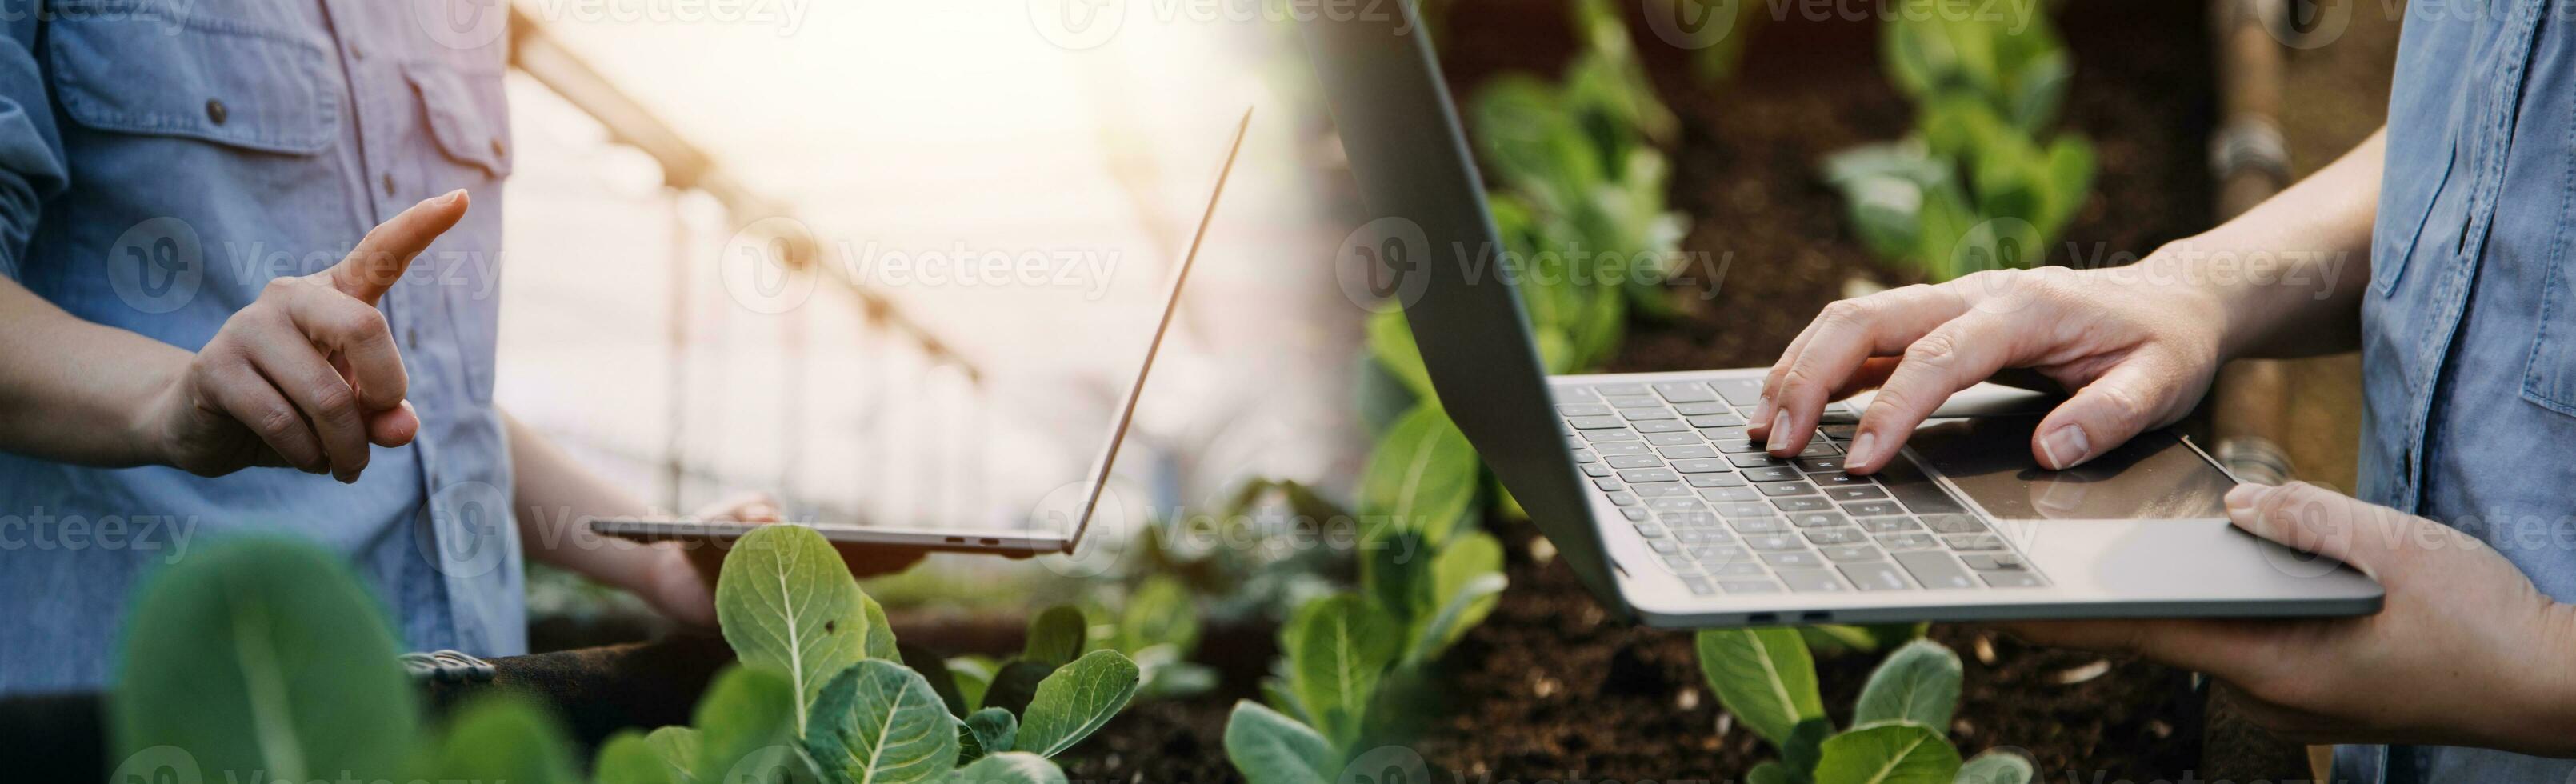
[204,98,227,126]
[382,173,396,197]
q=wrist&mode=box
[120,359,190,468]
[2505,601,2576,756]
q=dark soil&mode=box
[1411,526,2203,781]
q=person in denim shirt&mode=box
[1750,2,2576,781]
[0,2,815,694]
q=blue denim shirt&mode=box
[0,0,522,695]
[2354,1,2576,780]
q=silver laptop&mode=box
[1298,10,2381,626]
[592,108,1250,558]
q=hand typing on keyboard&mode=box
[1741,265,2231,475]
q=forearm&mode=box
[2492,601,2576,757]
[2189,128,2385,361]
[503,410,666,588]
[0,278,188,466]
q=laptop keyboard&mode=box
[1557,379,2049,597]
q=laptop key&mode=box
[1672,458,1731,474]
[1698,486,1760,502]
[1634,419,1690,434]
[1839,562,1913,591]
[1594,442,1651,456]
[1763,550,1825,569]
[1876,532,1939,550]
[1823,485,1889,502]
[1623,407,1680,421]
[1745,533,1804,550]
[1634,523,1667,538]
[1687,473,1750,488]
[1795,456,1846,473]
[1714,439,1765,454]
[1982,571,2048,588]
[1775,568,1849,593]
[1646,497,1705,513]
[1632,482,1694,498]
[1822,543,1883,562]
[1674,529,1724,544]
[1620,507,1649,522]
[1821,423,1859,440]
[1729,516,1788,534]
[1572,449,1599,463]
[1921,514,1989,534]
[1818,405,1860,424]
[1787,511,1849,528]
[1557,404,1614,417]
[1688,414,1749,428]
[1690,544,1748,562]
[1804,528,1867,546]
[1606,394,1662,408]
[1730,453,1790,468]
[1609,454,1659,470]
[1758,482,1822,498]
[1662,555,1697,573]
[1567,416,1627,430]
[1618,468,1680,483]
[1960,554,2028,571]
[1674,402,1731,416]
[1604,491,1639,506]
[1892,550,1981,590]
[1856,516,1920,533]
[1945,534,2007,551]
[1812,473,1874,488]
[1647,540,1682,554]
[1843,500,1906,517]
[1712,501,1778,518]
[1582,429,1642,442]
[1660,510,1719,527]
[1554,386,1599,401]
[1720,579,1784,594]
[1593,478,1622,491]
[1710,378,1764,406]
[1701,426,1750,441]
[1659,444,1721,459]
[1583,464,1614,478]
[1745,466,1804,482]
[1798,442,1841,458]
[1654,382,1718,402]
[1646,431,1703,446]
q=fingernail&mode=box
[1766,410,1793,451]
[2036,426,2090,470]
[437,189,465,205]
[1849,430,1879,467]
[1750,398,1774,431]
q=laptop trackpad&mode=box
[1905,416,2234,520]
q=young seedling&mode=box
[1695,630,2035,784]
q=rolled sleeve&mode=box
[0,18,68,280]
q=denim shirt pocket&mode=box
[2524,217,2576,417]
[402,62,512,403]
[47,12,337,154]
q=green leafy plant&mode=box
[1824,0,2093,281]
[1694,630,2034,784]
[110,526,1144,784]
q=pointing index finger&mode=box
[326,190,470,305]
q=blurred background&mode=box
[493,2,1373,624]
